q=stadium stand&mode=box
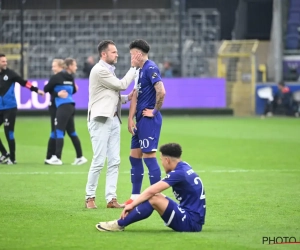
[0,9,220,78]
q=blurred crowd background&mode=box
[0,0,300,116]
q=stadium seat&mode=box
[286,34,300,50]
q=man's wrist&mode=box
[152,108,158,116]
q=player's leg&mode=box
[122,130,144,205]
[45,105,57,160]
[66,107,87,165]
[3,108,17,164]
[140,114,163,185]
[159,196,203,232]
[0,111,9,162]
[106,115,122,208]
[96,194,167,232]
[96,194,202,232]
[45,104,71,164]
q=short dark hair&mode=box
[129,39,150,54]
[97,40,115,57]
[159,143,182,158]
[278,81,285,87]
[64,58,76,67]
[0,54,6,58]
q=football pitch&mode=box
[0,116,299,250]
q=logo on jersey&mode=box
[63,81,73,85]
[152,72,158,79]
[54,118,58,126]
[163,174,170,180]
[3,75,8,81]
[136,82,142,96]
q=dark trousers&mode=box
[0,108,17,161]
[55,103,83,159]
[46,105,57,159]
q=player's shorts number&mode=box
[194,177,206,200]
[139,139,149,149]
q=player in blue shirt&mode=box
[96,143,206,232]
[44,58,87,165]
[123,39,166,206]
[0,54,44,164]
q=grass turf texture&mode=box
[0,116,299,250]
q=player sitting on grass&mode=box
[95,143,206,232]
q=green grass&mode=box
[0,116,299,250]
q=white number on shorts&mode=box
[139,139,149,149]
[194,177,206,200]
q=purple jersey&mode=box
[162,161,206,225]
[136,60,162,116]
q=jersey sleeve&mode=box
[161,170,184,186]
[72,80,77,94]
[133,69,140,89]
[10,70,38,92]
[146,66,162,85]
[44,75,58,93]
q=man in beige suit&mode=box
[85,40,141,209]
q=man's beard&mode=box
[108,58,117,65]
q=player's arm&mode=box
[72,80,77,94]
[128,89,137,135]
[121,171,182,219]
[44,75,57,93]
[11,71,44,95]
[143,67,166,117]
[153,81,166,114]
[99,67,137,91]
[129,181,170,208]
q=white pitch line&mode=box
[0,169,299,175]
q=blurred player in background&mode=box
[96,143,206,232]
[44,59,69,162]
[44,58,87,165]
[0,54,44,164]
[123,39,166,205]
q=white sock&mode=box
[130,194,140,200]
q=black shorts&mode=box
[0,108,17,132]
[55,103,76,135]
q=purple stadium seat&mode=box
[290,0,300,8]
[286,34,300,50]
[287,22,300,35]
[289,11,300,23]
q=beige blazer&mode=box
[88,60,137,123]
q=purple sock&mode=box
[143,158,161,185]
[118,201,154,227]
[130,156,144,194]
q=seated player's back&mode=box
[166,161,206,224]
